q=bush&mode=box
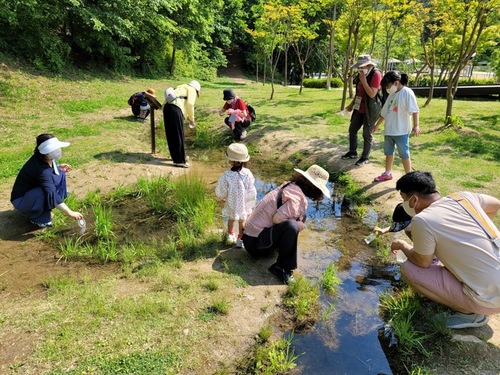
[303,77,342,88]
[409,76,498,87]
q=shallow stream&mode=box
[253,178,397,375]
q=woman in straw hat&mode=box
[215,143,257,248]
[242,165,331,284]
[10,133,84,228]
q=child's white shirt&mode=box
[215,168,256,221]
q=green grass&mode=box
[1,61,499,374]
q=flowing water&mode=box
[254,178,396,375]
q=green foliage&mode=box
[254,335,300,374]
[321,263,342,292]
[303,78,342,88]
[408,77,498,87]
[284,274,320,324]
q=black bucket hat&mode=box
[389,202,412,232]
[223,89,236,101]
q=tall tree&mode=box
[439,0,498,126]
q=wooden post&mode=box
[150,108,156,154]
[143,92,162,154]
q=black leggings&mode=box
[242,220,299,271]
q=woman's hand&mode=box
[68,210,84,221]
[59,164,71,173]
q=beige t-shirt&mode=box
[412,191,500,308]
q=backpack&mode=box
[365,69,386,126]
[246,103,256,121]
[164,87,177,104]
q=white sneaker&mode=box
[236,238,244,248]
[227,234,237,244]
[240,131,247,140]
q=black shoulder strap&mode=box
[277,182,292,209]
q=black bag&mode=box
[246,103,256,121]
[365,69,386,127]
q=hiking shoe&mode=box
[341,152,358,160]
[227,233,237,245]
[355,157,370,166]
[374,172,393,182]
[446,312,489,329]
[236,238,244,248]
[268,263,295,284]
[173,163,190,168]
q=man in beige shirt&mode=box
[391,171,500,329]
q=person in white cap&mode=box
[215,143,257,248]
[242,164,331,284]
[162,80,201,168]
[10,134,84,228]
[341,54,383,166]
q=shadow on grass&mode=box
[212,248,285,286]
[0,209,40,241]
[94,151,172,164]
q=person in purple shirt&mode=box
[11,134,84,228]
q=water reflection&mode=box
[254,178,393,375]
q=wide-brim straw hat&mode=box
[226,143,250,162]
[351,54,377,69]
[294,164,331,199]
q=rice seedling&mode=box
[284,274,320,324]
[254,334,301,374]
[92,202,115,240]
[257,324,273,343]
[321,262,342,292]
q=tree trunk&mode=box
[326,6,337,91]
[169,47,176,76]
[284,44,289,86]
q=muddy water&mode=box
[252,178,394,375]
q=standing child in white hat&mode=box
[215,143,257,248]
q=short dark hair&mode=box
[382,70,409,86]
[396,171,437,196]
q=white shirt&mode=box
[215,168,256,221]
[381,86,419,136]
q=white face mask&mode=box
[47,148,62,160]
[402,196,417,217]
[387,83,398,94]
[360,67,371,75]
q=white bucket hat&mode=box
[188,80,201,96]
[226,143,250,162]
[38,137,70,154]
[294,165,331,199]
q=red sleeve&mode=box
[222,102,231,111]
[235,98,247,111]
[370,71,382,89]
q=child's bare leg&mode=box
[227,219,235,235]
[385,155,394,173]
[238,220,245,238]
[402,158,412,174]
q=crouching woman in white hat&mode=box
[242,165,331,284]
[10,134,84,228]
